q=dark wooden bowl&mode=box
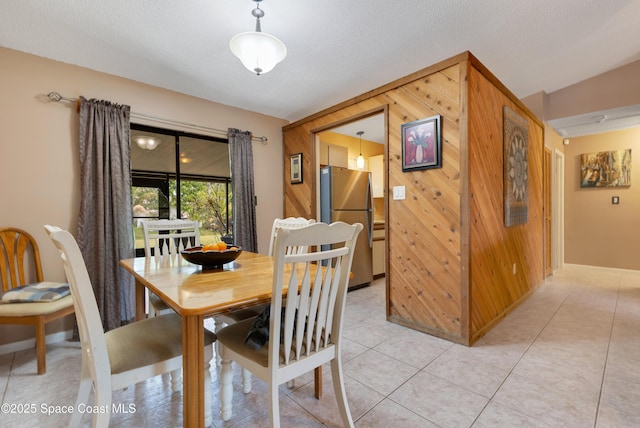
[180,246,242,269]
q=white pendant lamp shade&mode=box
[230,0,286,75]
[230,31,286,75]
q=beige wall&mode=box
[0,47,287,346]
[564,126,640,269]
[522,64,640,272]
[545,60,640,121]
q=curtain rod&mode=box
[46,92,268,144]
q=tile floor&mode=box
[1,265,640,427]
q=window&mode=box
[131,124,232,255]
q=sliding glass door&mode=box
[130,124,232,255]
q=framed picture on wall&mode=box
[580,149,631,187]
[290,153,303,184]
[401,115,442,172]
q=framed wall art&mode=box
[580,149,631,187]
[290,153,303,184]
[503,106,529,227]
[401,115,442,172]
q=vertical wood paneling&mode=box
[283,52,544,345]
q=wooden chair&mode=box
[142,219,200,316]
[0,227,75,374]
[217,221,362,427]
[45,225,216,427]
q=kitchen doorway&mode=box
[312,110,387,279]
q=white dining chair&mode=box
[217,221,362,427]
[268,217,317,257]
[142,219,200,258]
[45,225,216,428]
[214,217,316,391]
[142,219,200,316]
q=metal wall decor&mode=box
[503,106,529,227]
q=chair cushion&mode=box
[106,312,216,375]
[149,292,171,311]
[0,282,70,303]
[0,294,73,316]
[218,304,267,323]
[217,317,270,367]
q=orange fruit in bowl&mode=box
[203,244,217,252]
[216,241,228,251]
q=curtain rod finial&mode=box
[47,92,62,102]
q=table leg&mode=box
[314,366,322,399]
[183,314,205,427]
[134,279,145,321]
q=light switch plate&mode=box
[393,185,406,200]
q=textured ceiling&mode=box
[1,0,640,126]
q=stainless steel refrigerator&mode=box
[320,166,373,290]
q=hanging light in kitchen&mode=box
[356,131,365,169]
[230,0,287,75]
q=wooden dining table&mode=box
[120,251,322,427]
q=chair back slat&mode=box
[304,267,324,354]
[142,220,200,257]
[294,265,313,359]
[269,222,362,369]
[0,228,44,291]
[322,258,342,347]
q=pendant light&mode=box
[356,131,365,169]
[230,0,287,75]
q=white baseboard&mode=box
[562,263,640,274]
[0,330,73,356]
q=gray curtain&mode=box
[78,97,135,331]
[228,128,258,253]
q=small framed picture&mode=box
[401,115,442,172]
[290,153,303,184]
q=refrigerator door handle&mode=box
[367,173,373,247]
[368,210,373,247]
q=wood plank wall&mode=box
[385,64,463,341]
[467,66,544,342]
[283,51,544,345]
